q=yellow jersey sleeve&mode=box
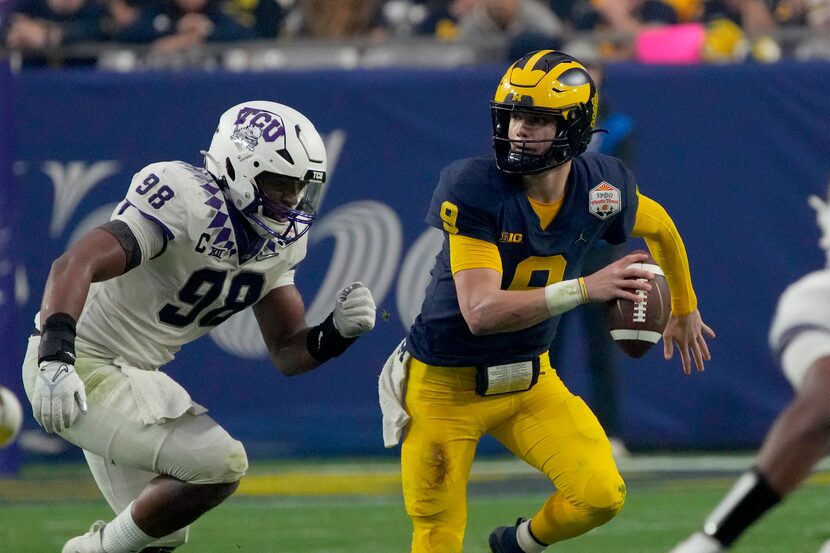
[448,234,503,275]
[631,192,698,315]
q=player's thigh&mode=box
[491,371,622,506]
[58,359,246,484]
[63,401,246,484]
[52,357,169,468]
[84,448,157,512]
[402,360,484,518]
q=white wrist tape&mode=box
[544,278,587,317]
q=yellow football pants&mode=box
[402,353,625,553]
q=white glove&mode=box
[32,360,88,434]
[332,282,376,338]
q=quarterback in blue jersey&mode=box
[382,50,716,553]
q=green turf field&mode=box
[2,456,829,553]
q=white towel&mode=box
[378,339,411,448]
[118,360,207,425]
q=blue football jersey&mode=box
[406,152,639,367]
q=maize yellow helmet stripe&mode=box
[494,50,593,111]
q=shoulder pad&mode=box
[439,156,506,211]
[425,156,505,241]
[124,162,217,241]
[579,152,632,185]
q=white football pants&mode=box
[22,335,248,548]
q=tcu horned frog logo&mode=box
[588,181,621,220]
[231,107,286,151]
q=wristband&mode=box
[38,312,77,364]
[306,312,358,362]
[577,277,589,303]
[543,279,586,317]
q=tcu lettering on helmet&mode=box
[490,50,599,175]
[204,101,328,247]
[233,107,286,144]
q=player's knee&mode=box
[167,437,248,484]
[580,472,626,522]
[406,494,464,551]
[406,492,453,520]
[196,438,248,483]
[411,524,463,553]
[409,507,464,553]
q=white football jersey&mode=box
[76,161,308,370]
[768,269,830,388]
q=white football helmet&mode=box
[203,101,327,246]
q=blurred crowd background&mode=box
[0,0,829,69]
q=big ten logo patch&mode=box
[500,232,523,243]
[588,181,621,220]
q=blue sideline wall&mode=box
[1,61,829,459]
[0,60,21,472]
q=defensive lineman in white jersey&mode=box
[669,186,830,553]
[78,160,308,369]
[22,101,377,553]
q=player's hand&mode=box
[332,282,376,338]
[583,251,654,303]
[32,361,88,434]
[663,310,716,375]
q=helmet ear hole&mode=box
[225,158,236,181]
[277,148,294,165]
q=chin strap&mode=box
[808,194,830,265]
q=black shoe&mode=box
[488,517,527,553]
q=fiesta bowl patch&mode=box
[589,181,621,220]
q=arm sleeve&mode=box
[112,202,167,262]
[448,234,502,275]
[631,192,698,315]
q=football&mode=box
[608,253,671,358]
[0,385,23,449]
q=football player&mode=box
[382,50,715,553]
[21,101,376,553]
[668,187,830,553]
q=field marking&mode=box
[3,455,830,501]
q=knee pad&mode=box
[157,416,248,484]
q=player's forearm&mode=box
[267,311,365,376]
[461,288,556,335]
[266,328,321,376]
[40,261,91,324]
